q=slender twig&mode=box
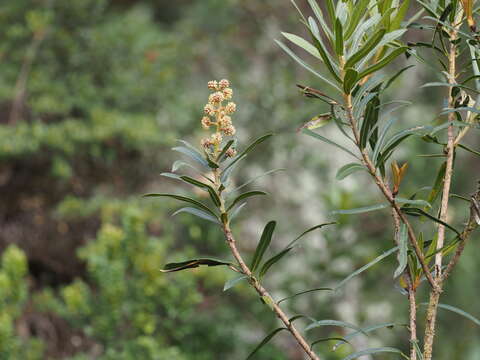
[213,168,320,360]
[406,276,418,360]
[423,11,462,360]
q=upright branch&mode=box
[423,9,463,360]
[157,79,321,360]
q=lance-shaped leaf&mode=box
[216,139,235,162]
[275,40,342,91]
[334,18,344,56]
[344,0,369,39]
[360,95,380,149]
[312,337,351,349]
[246,328,287,359]
[285,222,337,248]
[229,168,285,194]
[220,154,246,184]
[307,0,333,39]
[223,275,248,291]
[277,287,333,304]
[331,203,389,215]
[259,247,293,278]
[333,322,403,351]
[227,191,267,212]
[394,224,408,278]
[358,47,408,80]
[180,176,221,207]
[229,202,247,221]
[259,222,336,278]
[222,133,273,175]
[172,207,220,224]
[250,221,276,272]
[335,246,398,290]
[343,68,359,94]
[391,0,411,30]
[143,193,217,218]
[161,258,232,273]
[427,161,447,206]
[281,32,321,59]
[303,129,359,159]
[345,28,386,69]
[336,163,365,180]
[172,144,209,168]
[341,347,406,360]
[402,207,461,236]
[305,320,366,334]
[307,17,342,83]
[433,303,480,326]
[395,197,431,208]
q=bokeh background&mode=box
[0,0,479,359]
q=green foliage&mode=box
[0,246,44,360]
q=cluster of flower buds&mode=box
[200,79,237,157]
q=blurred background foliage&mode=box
[0,0,478,359]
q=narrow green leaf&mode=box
[344,0,370,39]
[259,223,336,278]
[402,207,461,236]
[217,139,235,162]
[334,18,344,56]
[411,340,424,360]
[358,47,408,79]
[251,221,276,272]
[229,168,285,194]
[372,116,399,165]
[172,207,220,224]
[341,347,406,360]
[458,143,480,157]
[306,18,342,83]
[172,146,209,167]
[161,258,231,273]
[227,191,267,212]
[277,288,333,304]
[360,95,380,149]
[333,322,402,351]
[220,154,246,184]
[395,197,432,208]
[246,328,287,359]
[435,303,480,326]
[345,28,386,69]
[290,0,307,22]
[259,247,293,278]
[307,0,333,39]
[160,172,183,180]
[325,0,335,23]
[335,246,398,290]
[229,202,247,221]
[180,176,221,207]
[313,337,351,349]
[394,224,408,278]
[303,129,358,159]
[286,222,337,248]
[391,0,411,30]
[282,32,320,59]
[305,320,366,335]
[427,162,447,207]
[343,68,358,94]
[275,40,342,91]
[331,203,389,215]
[222,133,273,175]
[143,193,217,217]
[223,275,248,291]
[336,163,365,180]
